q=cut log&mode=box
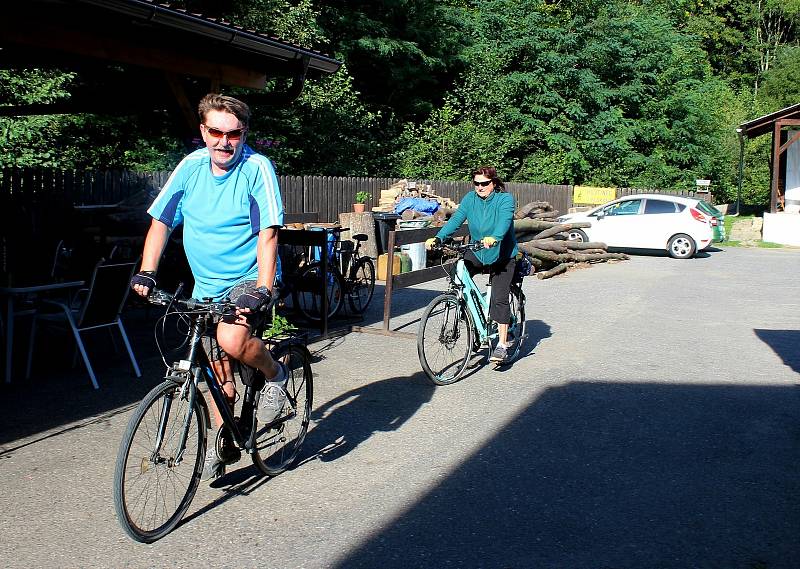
[532,222,591,240]
[526,210,560,220]
[536,263,571,279]
[339,212,378,259]
[515,201,554,219]
[513,218,561,234]
[563,241,607,250]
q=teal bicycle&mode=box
[417,241,527,385]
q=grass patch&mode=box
[717,214,781,248]
[720,239,743,247]
[723,214,753,236]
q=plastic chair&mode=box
[26,259,142,389]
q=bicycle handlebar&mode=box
[147,288,238,314]
[433,240,486,254]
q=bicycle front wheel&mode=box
[252,343,313,476]
[292,262,344,322]
[113,380,207,543]
[347,257,375,314]
[417,294,473,385]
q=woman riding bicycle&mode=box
[425,166,518,363]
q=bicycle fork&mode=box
[149,369,196,467]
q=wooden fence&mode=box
[0,167,707,282]
[0,168,574,223]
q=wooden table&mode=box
[0,280,85,383]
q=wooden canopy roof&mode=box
[738,103,800,213]
[0,0,341,128]
[738,103,800,139]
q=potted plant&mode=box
[262,308,298,341]
[353,191,371,213]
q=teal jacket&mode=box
[436,190,518,265]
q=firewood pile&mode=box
[513,201,629,279]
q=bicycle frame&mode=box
[451,258,496,344]
[153,313,303,466]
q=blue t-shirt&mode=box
[148,145,284,300]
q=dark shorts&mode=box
[201,279,258,361]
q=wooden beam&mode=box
[165,73,200,134]
[771,122,781,213]
[778,123,800,155]
[3,23,269,89]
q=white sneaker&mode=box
[201,446,225,481]
[257,363,288,424]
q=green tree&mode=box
[315,0,470,121]
[397,0,741,200]
[759,46,800,108]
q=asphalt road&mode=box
[1,245,799,569]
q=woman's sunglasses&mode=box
[473,180,492,187]
[203,124,246,141]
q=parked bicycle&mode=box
[113,286,313,543]
[417,241,527,385]
[292,226,376,322]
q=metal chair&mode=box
[26,259,142,389]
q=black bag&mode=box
[513,253,533,281]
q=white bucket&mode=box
[401,242,426,271]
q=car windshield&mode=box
[599,199,641,216]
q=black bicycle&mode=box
[293,226,376,321]
[113,286,313,543]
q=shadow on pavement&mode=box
[755,329,800,374]
[334,381,800,568]
[0,306,169,449]
[0,282,445,451]
[301,371,436,463]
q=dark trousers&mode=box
[464,252,516,325]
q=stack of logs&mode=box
[513,201,629,279]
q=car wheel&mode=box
[566,229,588,242]
[668,233,696,259]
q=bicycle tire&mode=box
[504,285,526,364]
[252,343,313,476]
[347,257,375,314]
[417,293,473,385]
[292,262,344,322]
[113,380,207,543]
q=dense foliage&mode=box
[1,0,798,206]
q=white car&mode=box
[557,194,715,259]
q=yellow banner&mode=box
[573,185,616,205]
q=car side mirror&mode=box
[595,211,605,220]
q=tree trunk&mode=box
[339,212,378,259]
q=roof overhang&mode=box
[738,103,800,138]
[0,0,341,117]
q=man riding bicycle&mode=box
[130,93,287,480]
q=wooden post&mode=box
[382,229,396,331]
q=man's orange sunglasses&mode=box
[203,124,246,141]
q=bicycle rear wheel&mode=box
[113,380,207,543]
[292,262,344,322]
[504,285,526,364]
[347,257,375,314]
[252,343,313,476]
[417,294,473,385]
